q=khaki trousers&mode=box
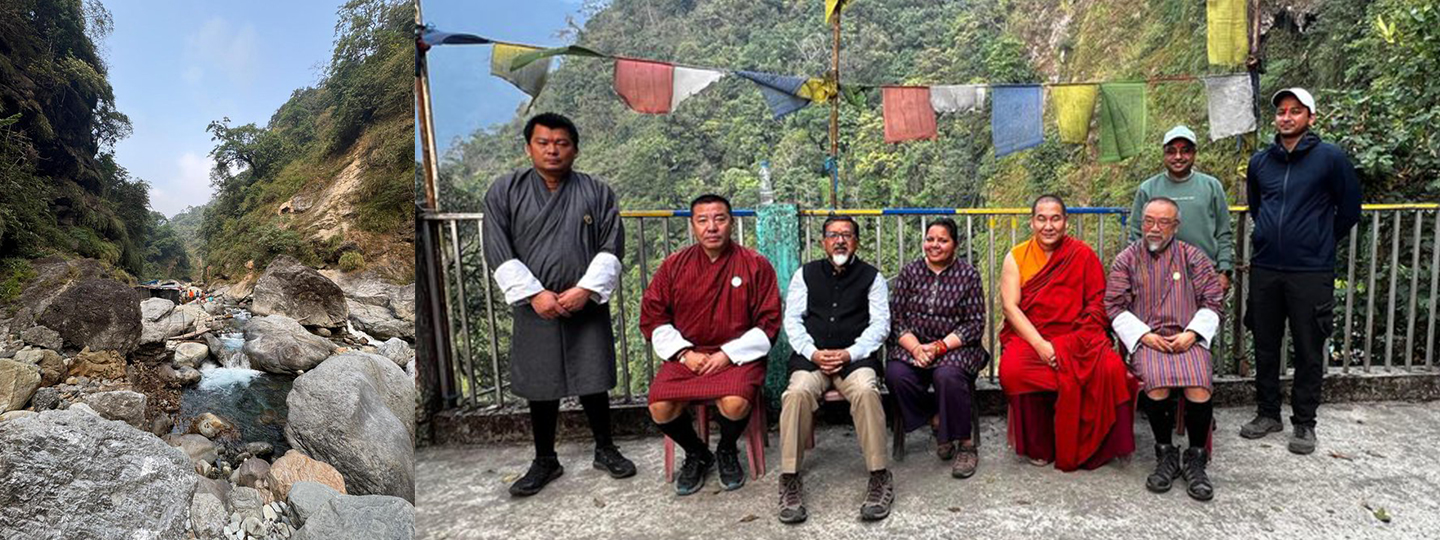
[779,367,888,474]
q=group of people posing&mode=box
[483,86,1361,524]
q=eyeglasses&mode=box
[823,231,856,240]
[1142,217,1177,228]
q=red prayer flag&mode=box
[613,58,675,114]
[882,86,937,143]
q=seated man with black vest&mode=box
[776,216,893,524]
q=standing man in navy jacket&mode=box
[1239,88,1362,455]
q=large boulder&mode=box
[173,342,209,368]
[19,325,62,350]
[347,299,411,341]
[164,433,219,465]
[190,492,227,540]
[377,338,414,369]
[0,409,196,539]
[69,348,127,380]
[80,390,147,429]
[266,450,347,500]
[251,256,348,327]
[286,352,414,501]
[287,481,341,527]
[0,359,41,412]
[139,298,175,322]
[241,315,335,375]
[140,301,209,345]
[292,494,414,540]
[36,278,142,355]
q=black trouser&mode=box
[1247,267,1335,428]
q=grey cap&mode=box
[1271,87,1316,114]
[1162,125,1197,146]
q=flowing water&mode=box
[175,305,294,455]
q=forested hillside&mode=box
[199,0,414,284]
[439,0,1438,210]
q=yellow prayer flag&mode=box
[1207,0,1248,66]
[1052,84,1098,144]
[825,0,850,24]
[797,78,838,104]
[491,43,550,98]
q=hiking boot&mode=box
[508,457,563,497]
[1146,444,1181,494]
[716,448,746,490]
[592,445,636,479]
[859,469,894,521]
[674,450,714,496]
[1239,415,1283,439]
[1288,425,1318,455]
[951,444,978,479]
[1181,447,1214,501]
[936,438,957,461]
[777,473,808,524]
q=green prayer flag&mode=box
[1098,82,1147,163]
[490,44,550,99]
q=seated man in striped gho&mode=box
[1104,197,1225,501]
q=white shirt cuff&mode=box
[798,343,818,362]
[720,327,772,365]
[1112,311,1151,355]
[575,252,622,304]
[650,324,694,361]
[1186,308,1220,349]
[493,259,545,305]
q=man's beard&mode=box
[1146,236,1172,253]
[831,252,850,266]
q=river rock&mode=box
[286,352,414,501]
[252,256,348,327]
[140,298,176,322]
[346,299,411,341]
[236,457,272,488]
[1,410,38,421]
[376,338,414,369]
[292,494,414,540]
[242,315,335,375]
[0,358,41,412]
[159,364,201,386]
[37,278,142,355]
[174,342,209,368]
[266,450,347,501]
[191,492,227,540]
[81,390,146,429]
[286,481,340,528]
[14,348,66,386]
[165,433,219,464]
[19,325,63,350]
[229,486,266,522]
[244,441,275,459]
[0,409,195,539]
[191,412,237,439]
[30,386,60,411]
[141,302,209,345]
[69,348,127,381]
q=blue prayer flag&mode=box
[991,85,1044,158]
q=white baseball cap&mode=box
[1271,87,1316,114]
[1162,125,1197,146]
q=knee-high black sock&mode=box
[1185,398,1214,449]
[579,392,614,449]
[716,413,748,453]
[529,400,560,460]
[1140,393,1176,446]
[657,410,709,455]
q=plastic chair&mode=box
[662,400,768,482]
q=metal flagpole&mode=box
[828,8,841,210]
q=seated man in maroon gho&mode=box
[998,194,1137,471]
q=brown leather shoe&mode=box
[935,439,957,461]
[951,444,978,479]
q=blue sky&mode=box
[106,1,342,218]
[420,0,590,155]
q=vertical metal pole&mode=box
[987,215,997,383]
[737,216,746,247]
[1428,210,1440,369]
[615,270,633,402]
[828,10,841,209]
[638,218,653,384]
[1240,213,1254,377]
[896,215,904,264]
[1407,210,1422,370]
[1364,213,1380,372]
[448,220,477,407]
[965,215,974,261]
[1343,224,1357,374]
[477,218,503,407]
[1385,211,1401,369]
[1098,214,1107,264]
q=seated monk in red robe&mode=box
[998,195,1137,471]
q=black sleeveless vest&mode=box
[789,257,881,377]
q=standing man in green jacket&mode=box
[1129,126,1234,291]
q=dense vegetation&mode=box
[199,0,414,281]
[0,0,152,282]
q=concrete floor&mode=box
[417,402,1440,540]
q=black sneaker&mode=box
[508,457,563,497]
[1239,415,1283,439]
[1288,425,1318,455]
[675,450,714,496]
[1146,444,1181,494]
[716,448,746,490]
[1181,447,1214,501]
[593,445,637,479]
[859,469,894,521]
[777,473,808,524]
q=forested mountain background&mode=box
[437,0,1438,211]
